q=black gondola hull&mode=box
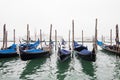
[58,53,71,62]
[19,50,50,61]
[0,52,18,58]
[57,48,71,62]
[76,52,96,62]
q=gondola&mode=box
[19,48,50,61]
[96,24,120,56]
[19,39,50,61]
[97,40,120,55]
[57,39,71,62]
[0,25,18,58]
[74,41,96,62]
[58,47,71,62]
[0,44,18,58]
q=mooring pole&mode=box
[82,30,84,45]
[28,30,30,42]
[72,20,74,50]
[55,30,57,50]
[115,24,119,51]
[27,24,29,44]
[110,29,112,45]
[40,29,42,48]
[13,29,15,44]
[69,30,71,50]
[34,29,37,42]
[2,24,6,49]
[95,18,98,50]
[72,20,74,58]
[49,24,52,48]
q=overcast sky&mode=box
[0,0,120,40]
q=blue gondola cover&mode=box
[79,49,91,55]
[23,49,45,53]
[97,41,104,46]
[60,49,70,55]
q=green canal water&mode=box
[0,43,120,80]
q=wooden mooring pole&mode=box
[69,30,71,50]
[28,30,30,42]
[13,29,15,44]
[5,31,8,49]
[40,29,42,48]
[72,20,74,58]
[110,29,112,45]
[49,24,52,48]
[82,30,83,45]
[34,29,37,42]
[2,24,6,49]
[27,24,29,44]
[95,18,98,50]
[101,35,103,42]
[72,20,74,50]
[115,24,119,51]
[55,30,57,50]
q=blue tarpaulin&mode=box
[24,49,45,53]
[8,44,16,49]
[79,49,91,55]
[20,39,40,49]
[0,44,16,54]
[97,41,104,46]
[60,49,70,55]
[0,49,16,54]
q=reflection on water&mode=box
[0,57,18,77]
[100,48,120,79]
[56,59,71,80]
[20,58,47,80]
[95,50,120,80]
[0,57,21,80]
[113,57,120,80]
[0,57,15,68]
[100,49,120,57]
[80,59,96,80]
